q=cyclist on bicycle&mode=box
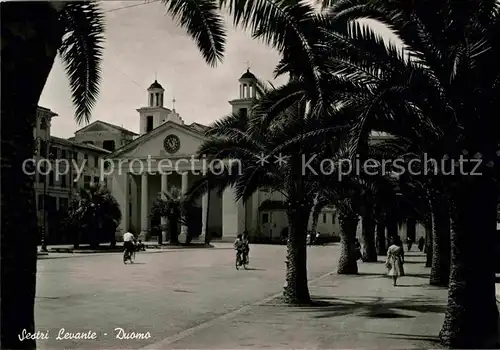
[234,234,245,263]
[242,231,250,264]
[123,231,136,258]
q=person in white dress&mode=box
[386,236,405,286]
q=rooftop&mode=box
[148,80,164,90]
[240,69,256,80]
[50,136,111,153]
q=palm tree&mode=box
[1,0,229,346]
[187,91,351,303]
[149,187,191,245]
[320,0,500,346]
[187,107,313,303]
[373,135,452,284]
[67,182,121,249]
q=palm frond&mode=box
[59,1,105,124]
[161,0,226,67]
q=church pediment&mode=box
[108,121,207,159]
[75,120,136,135]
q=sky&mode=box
[39,1,394,139]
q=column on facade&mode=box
[113,171,129,235]
[161,174,168,242]
[250,191,260,233]
[200,190,209,243]
[222,186,244,241]
[140,172,149,238]
[179,172,189,243]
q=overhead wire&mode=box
[103,0,161,14]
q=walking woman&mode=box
[386,236,405,286]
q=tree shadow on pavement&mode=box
[288,296,446,320]
[355,272,430,279]
[361,330,443,346]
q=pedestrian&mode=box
[418,237,425,252]
[386,236,405,286]
[406,236,413,251]
[355,238,362,261]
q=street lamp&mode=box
[34,136,49,253]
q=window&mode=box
[59,198,69,211]
[103,140,115,152]
[322,213,327,223]
[38,194,44,209]
[262,213,269,224]
[60,149,67,159]
[94,155,99,168]
[39,117,47,130]
[239,108,247,118]
[61,174,67,188]
[332,213,335,224]
[40,140,47,157]
[94,176,100,184]
[84,175,92,189]
[129,203,132,216]
[83,141,94,145]
[49,170,54,186]
[84,153,88,163]
[38,167,46,183]
[49,146,57,159]
[146,116,153,132]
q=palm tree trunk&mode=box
[110,228,116,249]
[425,215,433,267]
[158,224,163,245]
[406,217,416,242]
[386,218,398,241]
[310,205,320,234]
[283,199,312,304]
[439,178,499,348]
[169,216,179,244]
[430,195,451,287]
[1,2,63,348]
[337,211,359,274]
[376,222,386,255]
[361,216,377,262]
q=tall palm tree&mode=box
[187,106,315,304]
[373,135,452,284]
[1,0,228,347]
[187,90,351,303]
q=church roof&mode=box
[105,120,208,158]
[74,120,138,135]
[188,122,210,134]
[148,80,164,90]
[239,69,256,80]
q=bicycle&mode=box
[123,245,136,264]
[235,249,248,270]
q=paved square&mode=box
[35,244,447,349]
[35,244,337,349]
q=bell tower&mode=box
[148,80,164,107]
[229,68,258,117]
[137,79,173,135]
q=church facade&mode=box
[106,70,339,242]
